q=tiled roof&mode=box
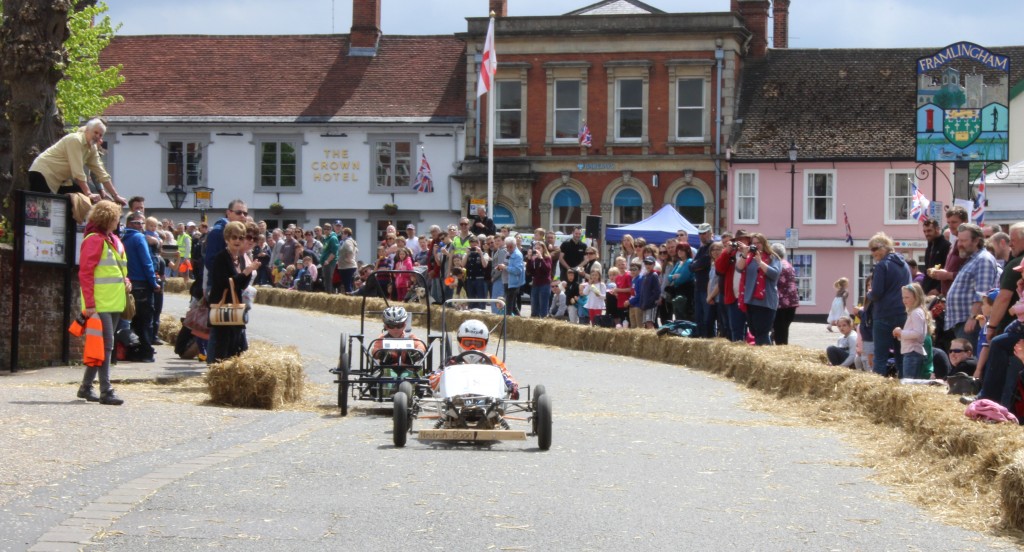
[99,35,466,122]
[732,46,1024,161]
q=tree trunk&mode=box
[0,0,71,198]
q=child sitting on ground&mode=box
[826,316,859,368]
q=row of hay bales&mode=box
[161,278,1024,529]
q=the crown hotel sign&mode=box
[915,42,1009,163]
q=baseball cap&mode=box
[406,223,416,229]
[186,221,196,227]
[697,223,712,234]
[644,256,656,264]
[333,220,342,226]
[977,288,1000,302]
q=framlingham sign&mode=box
[915,42,1010,163]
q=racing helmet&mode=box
[382,306,409,328]
[457,319,489,351]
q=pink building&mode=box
[726,49,966,317]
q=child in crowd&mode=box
[564,268,581,324]
[851,275,873,371]
[549,281,568,320]
[893,282,930,379]
[581,269,607,325]
[605,266,623,327]
[827,277,850,332]
[611,259,633,328]
[392,247,414,301]
[279,265,297,289]
[826,316,859,367]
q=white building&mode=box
[100,12,467,265]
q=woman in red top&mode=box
[527,242,553,318]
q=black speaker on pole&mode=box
[585,215,602,240]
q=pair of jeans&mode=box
[491,280,505,313]
[980,330,1024,408]
[130,284,156,358]
[773,307,797,345]
[826,346,851,367]
[322,262,337,294]
[504,286,520,315]
[530,284,551,318]
[746,304,776,346]
[727,302,746,342]
[467,278,488,310]
[902,350,925,379]
[339,267,357,294]
[872,315,903,376]
[693,288,709,337]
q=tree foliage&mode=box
[57,1,123,126]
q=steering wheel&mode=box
[450,350,493,365]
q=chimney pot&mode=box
[738,0,770,57]
[489,0,507,17]
[350,0,381,56]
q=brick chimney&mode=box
[738,0,770,57]
[730,0,740,13]
[489,0,507,17]
[349,0,381,57]
[773,0,790,49]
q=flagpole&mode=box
[486,14,495,220]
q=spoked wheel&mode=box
[535,392,552,451]
[338,334,350,417]
[393,392,410,447]
[397,381,414,407]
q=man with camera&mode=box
[714,229,751,342]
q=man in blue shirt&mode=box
[122,211,161,362]
[497,236,524,316]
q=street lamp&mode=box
[193,186,214,223]
[166,184,188,210]
[788,140,798,230]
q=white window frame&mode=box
[553,79,582,143]
[853,252,876,308]
[803,169,836,224]
[734,170,759,224]
[675,77,705,141]
[368,134,418,194]
[615,78,644,142]
[791,250,817,306]
[495,80,523,144]
[254,134,303,192]
[884,169,917,225]
[159,133,209,192]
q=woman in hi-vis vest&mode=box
[78,200,129,405]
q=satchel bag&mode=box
[209,278,248,326]
[184,300,211,337]
[112,247,135,320]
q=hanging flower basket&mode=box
[383,203,398,215]
[269,202,284,215]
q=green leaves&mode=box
[56,1,124,126]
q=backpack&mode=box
[656,320,699,338]
[296,269,313,291]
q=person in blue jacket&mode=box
[867,232,912,376]
[498,236,525,316]
[122,211,160,361]
[634,256,662,329]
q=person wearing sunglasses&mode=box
[202,199,248,362]
[370,306,426,366]
[433,319,518,399]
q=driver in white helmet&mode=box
[371,306,426,364]
[431,319,519,399]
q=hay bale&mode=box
[206,341,305,409]
[158,313,182,344]
[163,277,188,294]
[999,447,1024,530]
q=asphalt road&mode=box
[6,295,1016,551]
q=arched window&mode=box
[493,205,515,227]
[675,188,705,224]
[613,188,643,224]
[551,188,582,234]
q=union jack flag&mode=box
[578,121,592,147]
[910,182,930,221]
[973,168,986,224]
[412,150,434,193]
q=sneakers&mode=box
[197,353,207,362]
[76,385,100,402]
[99,390,124,406]
[959,395,977,406]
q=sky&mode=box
[103,0,1024,49]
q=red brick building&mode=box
[456,0,783,237]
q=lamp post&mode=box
[193,186,214,223]
[788,141,798,231]
[166,184,187,211]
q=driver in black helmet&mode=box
[371,306,426,364]
[432,319,519,399]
